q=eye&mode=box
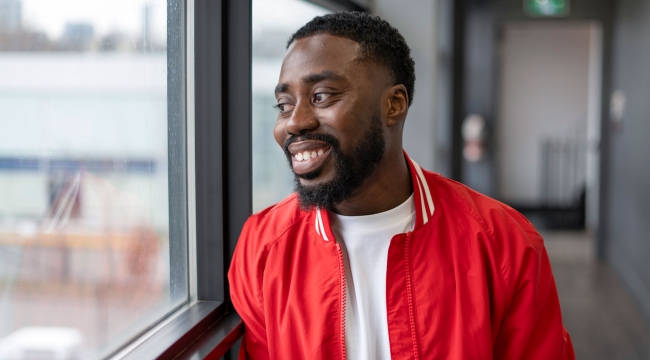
[274,102,294,113]
[313,93,331,103]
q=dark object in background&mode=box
[540,187,586,230]
[512,136,587,231]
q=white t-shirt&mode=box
[329,194,415,360]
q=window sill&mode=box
[113,301,243,360]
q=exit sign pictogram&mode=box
[524,0,570,17]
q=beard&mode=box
[283,112,386,211]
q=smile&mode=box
[287,141,332,175]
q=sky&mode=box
[18,0,326,41]
[20,0,167,40]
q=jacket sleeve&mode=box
[492,221,575,360]
[228,218,271,360]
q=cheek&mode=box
[321,110,367,151]
[273,121,285,148]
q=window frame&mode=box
[111,1,367,359]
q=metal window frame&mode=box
[110,0,251,357]
[112,0,368,358]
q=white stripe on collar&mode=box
[414,174,429,225]
[411,160,435,218]
[316,208,329,241]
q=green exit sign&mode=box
[524,0,570,17]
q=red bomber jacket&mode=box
[229,153,575,360]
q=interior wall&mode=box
[607,0,650,322]
[372,0,438,171]
[496,22,593,204]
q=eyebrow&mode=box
[274,71,346,94]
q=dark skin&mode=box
[274,34,412,216]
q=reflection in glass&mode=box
[0,0,186,358]
[252,0,331,213]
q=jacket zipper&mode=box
[335,242,347,360]
[404,233,420,359]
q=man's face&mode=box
[274,34,390,210]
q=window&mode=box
[0,0,366,358]
[0,0,188,357]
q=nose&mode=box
[285,100,319,136]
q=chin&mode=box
[297,173,332,187]
[294,164,335,183]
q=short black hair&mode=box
[287,11,416,106]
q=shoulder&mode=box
[240,193,309,246]
[423,170,545,301]
[425,170,541,249]
[234,192,310,269]
[229,193,308,297]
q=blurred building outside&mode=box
[0,0,178,358]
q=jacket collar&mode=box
[313,151,435,242]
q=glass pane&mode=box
[252,0,331,213]
[0,0,188,358]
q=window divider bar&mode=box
[222,0,253,304]
[219,1,254,357]
[194,0,226,303]
[193,0,251,356]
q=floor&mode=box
[544,231,650,359]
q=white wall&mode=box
[372,0,439,171]
[497,22,595,203]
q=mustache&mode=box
[283,133,340,155]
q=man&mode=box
[229,11,574,360]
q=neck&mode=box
[333,151,412,216]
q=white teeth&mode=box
[294,148,327,162]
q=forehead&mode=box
[279,34,363,83]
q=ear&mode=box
[385,84,409,127]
